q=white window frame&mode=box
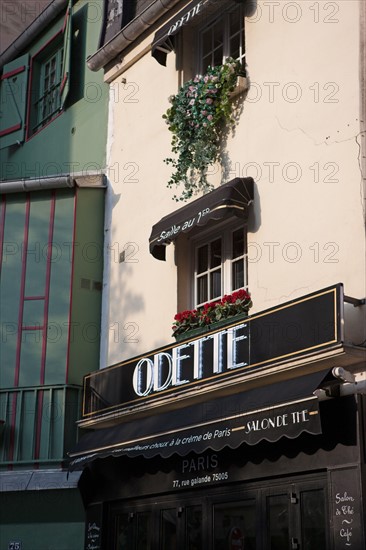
[192,221,248,309]
[196,3,245,74]
[37,45,64,129]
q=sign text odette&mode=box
[132,322,248,397]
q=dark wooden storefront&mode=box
[71,285,366,550]
[79,394,365,550]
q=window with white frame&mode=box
[33,44,64,132]
[26,4,72,138]
[194,224,247,308]
[197,3,245,74]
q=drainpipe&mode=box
[0,173,107,194]
[0,176,73,194]
[87,0,182,72]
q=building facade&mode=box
[0,1,108,549]
[70,0,365,549]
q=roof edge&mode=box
[0,0,68,69]
[87,0,182,72]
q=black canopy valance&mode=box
[68,369,333,471]
[149,177,254,260]
[152,0,245,65]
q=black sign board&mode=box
[83,284,342,418]
[85,504,103,550]
[330,467,363,550]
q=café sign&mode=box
[83,285,342,418]
[133,322,248,397]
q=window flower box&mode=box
[229,76,249,99]
[172,289,252,341]
[174,311,250,342]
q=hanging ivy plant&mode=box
[163,58,244,201]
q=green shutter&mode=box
[0,54,29,149]
[60,1,72,107]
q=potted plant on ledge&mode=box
[163,58,246,201]
[172,289,252,342]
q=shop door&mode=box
[112,502,204,550]
[110,477,328,549]
[263,481,327,550]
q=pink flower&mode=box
[189,99,195,106]
[207,114,213,121]
[206,98,214,105]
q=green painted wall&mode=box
[0,0,108,181]
[0,489,85,549]
[67,187,105,384]
[0,190,74,389]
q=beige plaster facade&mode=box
[100,0,366,367]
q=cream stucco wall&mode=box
[102,0,365,366]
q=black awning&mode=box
[151,0,246,65]
[149,177,254,260]
[152,0,213,66]
[68,369,332,471]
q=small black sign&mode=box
[330,467,363,550]
[85,504,103,550]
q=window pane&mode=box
[210,269,221,299]
[210,239,222,268]
[213,22,223,51]
[267,495,289,550]
[19,331,42,386]
[230,33,241,61]
[202,55,212,73]
[198,244,208,273]
[232,229,244,259]
[230,10,241,36]
[202,28,212,58]
[201,19,223,69]
[186,506,202,550]
[197,275,208,304]
[232,260,244,290]
[214,500,257,550]
[213,47,224,67]
[161,509,177,550]
[136,512,152,550]
[301,489,326,550]
[116,513,134,549]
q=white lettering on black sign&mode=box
[168,1,204,35]
[132,323,248,397]
[157,207,210,242]
[244,409,310,434]
[86,522,101,550]
[173,453,228,489]
[335,492,356,547]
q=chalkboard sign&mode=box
[85,504,103,550]
[330,467,362,549]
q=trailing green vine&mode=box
[163,58,244,201]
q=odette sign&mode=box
[83,285,342,418]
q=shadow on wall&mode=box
[106,186,146,363]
